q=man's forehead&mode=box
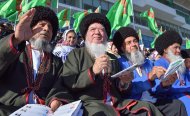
[88,23,105,28]
[37,20,51,24]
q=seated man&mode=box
[0,6,73,116]
[113,26,187,116]
[46,13,185,116]
[154,31,190,115]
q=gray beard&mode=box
[29,38,53,53]
[85,41,107,58]
[125,50,145,65]
[167,50,186,74]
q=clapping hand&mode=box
[92,54,111,75]
[161,73,177,87]
[149,66,166,81]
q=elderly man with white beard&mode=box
[0,6,70,116]
[154,30,190,115]
[45,13,180,116]
[113,27,187,116]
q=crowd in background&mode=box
[0,6,190,116]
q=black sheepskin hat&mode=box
[30,6,58,41]
[113,26,139,54]
[155,30,182,55]
[79,13,111,39]
[181,49,190,58]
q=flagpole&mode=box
[69,6,71,29]
[14,11,18,31]
[131,0,136,30]
[57,0,59,14]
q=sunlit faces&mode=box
[85,23,108,44]
[32,20,53,42]
[165,43,181,56]
[121,36,139,54]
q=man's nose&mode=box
[43,24,49,31]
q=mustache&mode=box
[39,31,49,36]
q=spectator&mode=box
[0,6,72,116]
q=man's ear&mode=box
[164,49,167,54]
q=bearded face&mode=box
[125,50,145,65]
[166,49,186,74]
[29,37,53,53]
[85,40,107,58]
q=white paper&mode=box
[53,100,82,116]
[163,59,185,78]
[10,100,82,116]
[111,63,138,78]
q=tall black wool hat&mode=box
[181,49,190,58]
[155,30,182,55]
[113,26,139,54]
[30,6,58,41]
[79,13,111,38]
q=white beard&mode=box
[126,50,145,65]
[167,50,186,74]
[29,38,53,53]
[85,41,107,58]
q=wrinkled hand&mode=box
[14,8,38,45]
[50,100,62,112]
[161,73,178,87]
[92,54,111,75]
[119,71,134,84]
[149,66,166,81]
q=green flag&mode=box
[73,9,92,32]
[186,38,190,49]
[0,1,7,8]
[7,11,18,22]
[106,0,133,31]
[57,9,71,28]
[126,0,133,17]
[46,0,58,9]
[106,0,124,31]
[22,0,46,13]
[140,8,160,36]
[0,0,17,18]
[116,0,132,30]
[140,8,163,48]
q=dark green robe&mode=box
[47,47,164,116]
[0,34,64,115]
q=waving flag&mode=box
[73,9,92,32]
[57,9,71,28]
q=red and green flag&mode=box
[57,9,71,28]
[46,0,58,9]
[140,8,160,36]
[73,9,92,32]
[106,0,124,31]
[116,0,133,30]
[22,0,46,13]
[140,8,163,48]
[106,0,133,31]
